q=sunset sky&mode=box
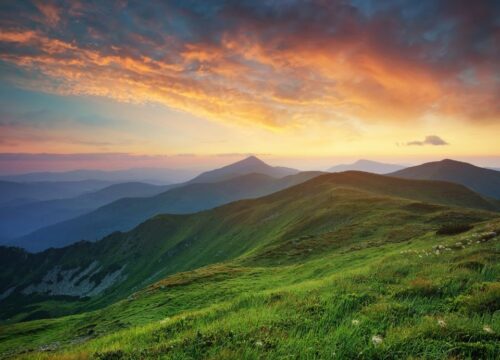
[0,0,499,172]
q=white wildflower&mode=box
[255,340,263,347]
[352,319,360,326]
[371,335,383,345]
[437,319,446,328]
[483,325,494,334]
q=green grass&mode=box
[1,217,499,359]
[1,173,499,359]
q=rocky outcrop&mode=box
[22,261,126,297]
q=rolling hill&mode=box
[329,159,405,174]
[390,159,500,199]
[0,182,173,241]
[0,171,499,359]
[13,172,323,252]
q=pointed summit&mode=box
[232,155,267,167]
[189,156,299,184]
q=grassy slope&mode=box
[1,172,496,324]
[0,173,499,358]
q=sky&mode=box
[0,0,499,173]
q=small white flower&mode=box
[255,340,263,347]
[483,325,494,334]
[437,319,446,328]
[352,319,360,326]
[371,335,383,345]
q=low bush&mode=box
[436,223,472,235]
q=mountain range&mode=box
[1,170,498,324]
[4,156,314,252]
[1,159,500,358]
[4,157,500,252]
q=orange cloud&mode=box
[0,11,498,134]
[33,0,61,26]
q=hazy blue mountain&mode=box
[13,172,323,252]
[391,159,500,199]
[0,180,112,207]
[0,182,173,241]
[0,168,197,185]
[188,156,299,183]
[328,159,405,174]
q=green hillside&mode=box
[1,172,499,358]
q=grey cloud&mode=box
[407,135,449,146]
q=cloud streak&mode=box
[407,135,449,146]
[0,0,498,132]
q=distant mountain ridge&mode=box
[328,159,405,174]
[0,167,197,185]
[0,179,112,207]
[0,182,172,241]
[390,159,500,199]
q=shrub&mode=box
[436,223,472,236]
[93,350,125,360]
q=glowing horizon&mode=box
[0,1,499,172]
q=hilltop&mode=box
[391,159,500,199]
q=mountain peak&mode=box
[188,156,298,184]
[236,155,267,166]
